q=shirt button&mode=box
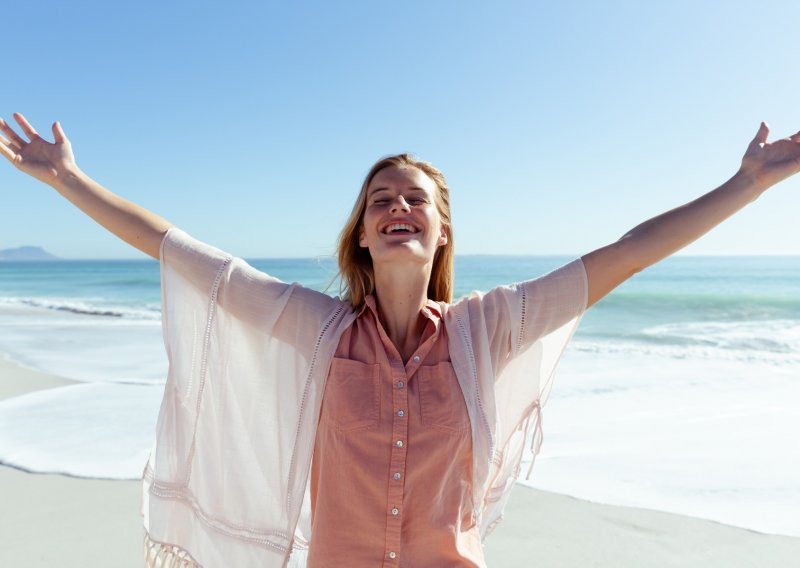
[388,551,397,559]
[393,472,401,480]
[395,440,404,448]
[391,507,399,515]
[396,381,404,389]
[413,355,420,363]
[397,409,404,417]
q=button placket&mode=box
[373,309,441,566]
[384,367,409,565]
[322,298,448,567]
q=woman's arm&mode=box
[582,122,800,308]
[0,113,173,260]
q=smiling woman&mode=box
[0,111,799,567]
[337,154,455,317]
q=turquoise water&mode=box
[1,255,798,357]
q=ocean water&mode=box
[0,254,798,536]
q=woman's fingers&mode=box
[13,112,40,141]
[0,117,26,148]
[0,137,18,164]
[52,121,67,144]
[0,132,11,147]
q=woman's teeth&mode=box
[385,223,416,233]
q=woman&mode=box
[1,113,798,567]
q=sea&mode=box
[0,254,798,537]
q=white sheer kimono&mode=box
[141,228,587,567]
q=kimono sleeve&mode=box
[145,228,345,565]
[481,258,588,476]
[517,258,587,352]
[157,226,342,413]
[159,227,340,350]
[479,258,588,387]
[477,258,588,539]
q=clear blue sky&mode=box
[2,0,798,259]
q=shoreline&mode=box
[0,350,80,399]
[1,352,799,566]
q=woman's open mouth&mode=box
[382,223,419,235]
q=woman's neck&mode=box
[372,260,433,363]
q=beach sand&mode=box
[1,354,798,567]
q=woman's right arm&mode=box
[0,112,173,260]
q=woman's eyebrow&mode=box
[368,186,427,197]
[368,187,389,197]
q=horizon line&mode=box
[3,252,799,262]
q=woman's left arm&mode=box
[582,122,800,308]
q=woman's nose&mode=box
[390,196,411,213]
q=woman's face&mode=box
[358,165,448,267]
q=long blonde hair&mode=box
[337,154,454,310]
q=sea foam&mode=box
[522,350,800,537]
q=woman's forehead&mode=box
[368,165,437,194]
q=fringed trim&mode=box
[144,532,202,568]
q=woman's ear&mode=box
[359,226,368,248]
[438,227,448,247]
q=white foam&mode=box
[522,350,800,537]
[572,332,800,367]
[0,382,163,479]
[0,296,161,320]
[0,304,166,382]
[641,319,800,353]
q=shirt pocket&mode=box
[323,357,381,433]
[417,361,470,435]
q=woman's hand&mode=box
[582,122,799,308]
[0,112,77,187]
[737,122,800,191]
[0,111,172,259]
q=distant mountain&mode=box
[0,246,60,261]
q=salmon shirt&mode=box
[142,228,588,567]
[310,295,483,567]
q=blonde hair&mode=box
[337,154,454,310]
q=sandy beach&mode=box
[1,353,798,567]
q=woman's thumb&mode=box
[52,121,67,143]
[753,121,769,145]
[745,121,769,154]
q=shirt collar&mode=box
[358,294,443,325]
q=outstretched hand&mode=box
[0,113,77,186]
[738,122,800,191]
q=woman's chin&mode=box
[370,244,434,266]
